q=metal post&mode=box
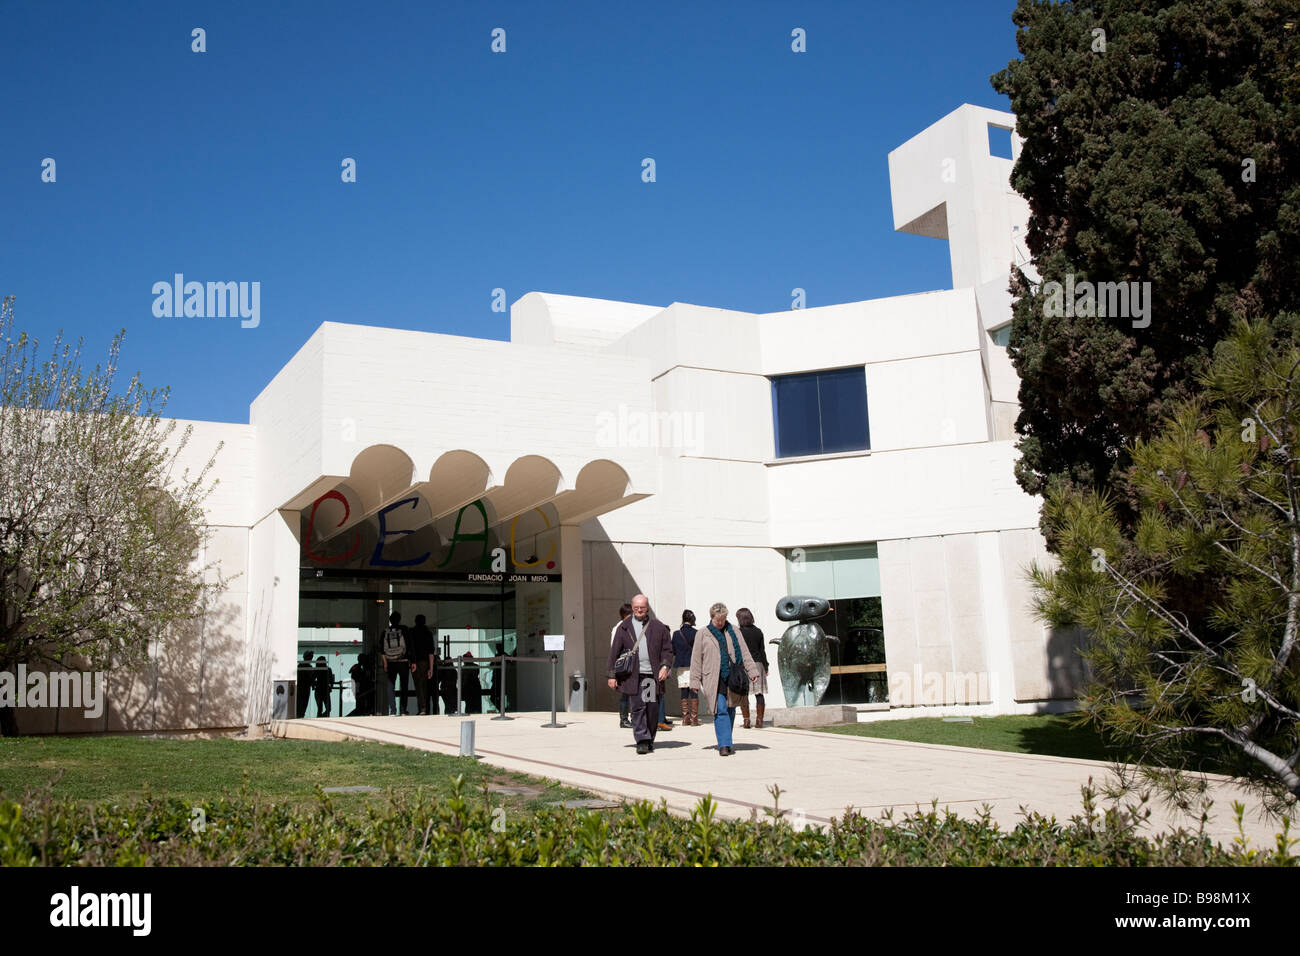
[455,658,465,716]
[460,720,476,758]
[542,652,564,728]
[491,654,512,721]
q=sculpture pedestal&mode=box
[764,704,858,728]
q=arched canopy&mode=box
[297,445,647,561]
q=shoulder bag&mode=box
[613,628,645,681]
[725,628,750,695]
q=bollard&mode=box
[460,720,476,757]
[542,652,564,728]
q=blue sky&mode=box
[1,0,1021,422]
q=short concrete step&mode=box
[765,704,858,728]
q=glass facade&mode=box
[297,570,563,716]
[295,490,564,717]
[771,366,870,458]
[785,544,886,705]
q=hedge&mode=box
[0,777,1294,866]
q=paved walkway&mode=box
[279,711,1290,847]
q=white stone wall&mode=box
[888,103,1026,291]
[33,104,1078,733]
[245,510,301,723]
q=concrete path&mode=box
[278,711,1291,848]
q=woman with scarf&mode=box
[688,602,762,756]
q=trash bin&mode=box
[569,672,586,712]
[273,680,294,720]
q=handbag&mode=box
[725,628,750,695]
[613,628,645,681]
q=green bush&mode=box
[0,777,1294,866]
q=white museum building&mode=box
[25,103,1086,734]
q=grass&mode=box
[814,714,1132,762]
[0,735,596,816]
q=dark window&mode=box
[771,366,869,458]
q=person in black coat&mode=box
[296,652,315,718]
[438,655,458,715]
[671,610,698,725]
[408,614,436,715]
[313,656,333,717]
[348,653,375,716]
[605,594,675,754]
[736,607,770,728]
[460,652,483,714]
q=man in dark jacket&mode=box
[313,656,333,717]
[438,654,458,715]
[296,651,315,718]
[348,653,375,716]
[408,614,436,715]
[606,593,674,755]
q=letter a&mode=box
[50,893,70,928]
[152,281,173,317]
[438,500,492,569]
[191,27,206,52]
[1041,281,1063,317]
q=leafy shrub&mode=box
[0,777,1293,866]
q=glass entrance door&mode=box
[297,569,560,715]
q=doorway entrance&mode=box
[296,568,561,716]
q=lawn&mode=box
[814,714,1131,762]
[0,735,596,815]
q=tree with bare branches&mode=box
[0,296,223,735]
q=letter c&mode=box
[303,490,360,563]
